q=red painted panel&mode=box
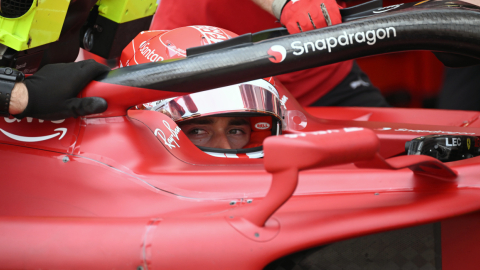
[442,211,480,270]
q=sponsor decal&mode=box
[139,41,165,62]
[391,128,475,135]
[155,120,181,149]
[255,122,271,130]
[446,137,461,147]
[281,95,288,108]
[164,39,186,58]
[0,128,67,142]
[0,118,67,142]
[190,26,231,44]
[4,117,65,124]
[268,45,287,63]
[467,138,471,149]
[291,27,397,54]
[373,4,404,13]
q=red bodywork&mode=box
[0,75,480,269]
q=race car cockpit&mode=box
[120,26,288,158]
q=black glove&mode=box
[14,60,110,120]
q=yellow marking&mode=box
[415,0,430,6]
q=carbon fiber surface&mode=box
[98,0,480,95]
[265,223,440,270]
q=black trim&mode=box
[340,0,386,22]
[198,145,263,154]
[186,28,292,57]
[187,34,253,57]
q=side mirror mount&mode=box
[247,128,380,228]
[228,128,380,241]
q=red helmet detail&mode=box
[119,26,238,67]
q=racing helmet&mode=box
[120,26,285,158]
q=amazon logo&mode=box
[0,128,67,142]
[1,117,68,142]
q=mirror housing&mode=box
[247,128,380,228]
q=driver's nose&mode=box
[212,133,232,149]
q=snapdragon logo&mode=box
[291,27,397,55]
[268,45,287,63]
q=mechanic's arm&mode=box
[9,60,110,120]
[251,0,342,34]
[9,83,28,115]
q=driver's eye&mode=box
[228,129,245,135]
[189,128,208,135]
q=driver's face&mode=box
[178,116,251,149]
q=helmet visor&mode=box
[153,80,285,124]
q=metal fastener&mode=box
[247,199,253,204]
[229,201,236,205]
[374,192,379,195]
[254,233,260,238]
[62,156,70,163]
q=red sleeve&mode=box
[151,0,353,106]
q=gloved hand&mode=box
[280,0,342,34]
[14,60,110,120]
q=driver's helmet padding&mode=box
[120,26,285,158]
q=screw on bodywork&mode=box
[62,156,70,163]
[229,216,234,219]
[137,266,144,270]
[254,233,260,238]
[229,201,236,205]
[374,192,380,195]
[247,199,253,204]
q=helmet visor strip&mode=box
[153,83,285,125]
